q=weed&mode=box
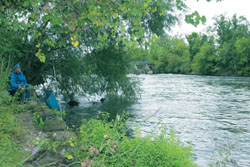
[67,114,197,167]
[0,109,25,166]
[33,113,45,129]
[209,143,239,167]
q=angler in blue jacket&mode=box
[10,64,31,100]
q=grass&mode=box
[0,106,26,167]
[0,56,26,167]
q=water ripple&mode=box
[128,74,250,167]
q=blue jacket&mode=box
[10,72,29,91]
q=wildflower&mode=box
[80,145,85,151]
[105,139,111,144]
[110,147,115,153]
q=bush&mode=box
[69,114,197,167]
[115,135,196,167]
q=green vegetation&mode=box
[0,84,197,167]
[148,36,191,74]
[209,143,238,167]
[2,1,244,166]
[0,56,11,92]
[0,105,26,167]
[0,0,210,102]
[64,114,197,167]
[0,109,24,167]
[0,57,25,166]
[131,14,250,76]
[1,56,197,166]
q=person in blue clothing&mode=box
[10,64,31,101]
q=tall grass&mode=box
[0,109,25,167]
[0,55,11,92]
[0,56,25,167]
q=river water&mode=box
[64,74,250,167]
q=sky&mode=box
[172,0,250,36]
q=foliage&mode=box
[0,56,11,92]
[147,35,191,74]
[0,85,25,166]
[192,42,218,74]
[66,114,197,167]
[213,14,250,75]
[129,14,250,76]
[127,48,150,62]
[188,15,250,76]
[0,110,25,167]
[234,36,250,75]
[51,44,140,101]
[116,134,196,167]
[0,59,30,166]
[186,32,214,61]
[33,112,45,129]
[185,11,206,27]
[0,0,212,101]
[84,45,140,100]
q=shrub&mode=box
[69,115,197,167]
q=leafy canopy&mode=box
[0,0,217,99]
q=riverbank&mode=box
[0,92,198,167]
[0,92,77,166]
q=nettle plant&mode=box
[64,113,197,167]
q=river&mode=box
[64,74,250,167]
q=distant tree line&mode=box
[130,14,250,76]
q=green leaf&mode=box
[66,155,73,160]
[201,16,207,24]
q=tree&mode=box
[192,42,218,74]
[234,36,250,75]
[165,38,191,73]
[213,14,249,75]
[186,32,214,61]
[148,36,169,73]
[0,0,216,100]
[148,36,190,74]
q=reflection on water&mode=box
[64,74,250,167]
[63,97,133,128]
